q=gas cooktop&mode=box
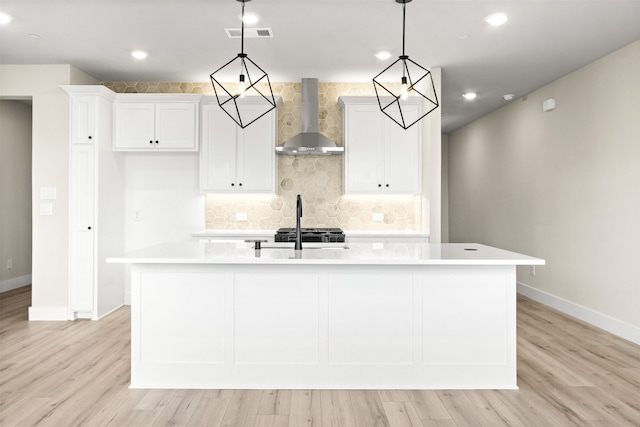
[274,228,346,243]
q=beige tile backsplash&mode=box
[103,81,421,231]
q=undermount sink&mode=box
[256,242,350,250]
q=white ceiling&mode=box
[1,0,639,133]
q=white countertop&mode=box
[192,229,429,240]
[108,242,544,266]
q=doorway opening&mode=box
[0,98,34,314]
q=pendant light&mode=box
[373,0,439,130]
[210,0,276,128]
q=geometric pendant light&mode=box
[373,0,439,130]
[210,0,277,128]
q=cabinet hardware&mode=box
[88,136,92,139]
[149,140,153,144]
[239,183,243,187]
[88,226,91,230]
[378,184,382,187]
[155,141,159,144]
[231,183,235,187]
[386,184,389,187]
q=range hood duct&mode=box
[276,78,343,155]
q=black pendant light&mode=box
[373,0,439,129]
[210,0,276,128]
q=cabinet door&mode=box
[70,145,95,312]
[70,96,97,144]
[237,108,276,193]
[384,104,421,194]
[155,103,197,150]
[200,105,238,192]
[344,105,384,194]
[114,103,155,149]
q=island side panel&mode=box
[130,264,517,389]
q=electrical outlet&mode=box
[236,213,248,221]
[7,259,12,269]
[530,265,536,277]
[372,213,384,222]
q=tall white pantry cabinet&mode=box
[62,85,125,320]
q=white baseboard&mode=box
[96,304,124,320]
[517,282,640,345]
[0,274,32,293]
[28,306,69,321]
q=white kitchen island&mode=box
[108,242,544,390]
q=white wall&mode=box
[422,68,442,242]
[123,153,204,251]
[0,101,33,292]
[0,64,99,319]
[441,133,449,243]
[448,40,640,343]
[123,152,204,302]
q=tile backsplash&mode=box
[103,81,421,231]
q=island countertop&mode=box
[120,241,543,389]
[108,241,544,266]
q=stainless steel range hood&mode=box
[276,78,343,155]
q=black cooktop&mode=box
[275,228,346,243]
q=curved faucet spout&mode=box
[295,194,303,251]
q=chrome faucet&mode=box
[295,194,303,251]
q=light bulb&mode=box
[238,74,246,98]
[400,76,409,101]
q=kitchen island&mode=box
[108,242,544,390]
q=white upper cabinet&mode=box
[113,94,201,151]
[70,95,98,144]
[200,99,280,193]
[339,96,422,195]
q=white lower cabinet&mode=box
[70,144,96,313]
[127,263,518,389]
[200,100,279,193]
[63,85,125,320]
[339,96,422,195]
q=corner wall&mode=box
[0,64,99,319]
[447,40,640,342]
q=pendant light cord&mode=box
[402,2,406,57]
[240,1,245,55]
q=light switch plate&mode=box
[236,213,248,221]
[372,213,384,222]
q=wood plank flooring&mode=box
[1,285,639,426]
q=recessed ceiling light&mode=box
[28,33,41,39]
[242,13,259,24]
[375,51,392,60]
[0,11,13,24]
[503,93,515,101]
[462,92,477,100]
[485,13,508,26]
[458,34,471,40]
[131,50,148,60]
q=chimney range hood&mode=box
[276,78,343,155]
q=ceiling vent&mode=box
[225,28,273,38]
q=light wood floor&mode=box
[1,286,639,427]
